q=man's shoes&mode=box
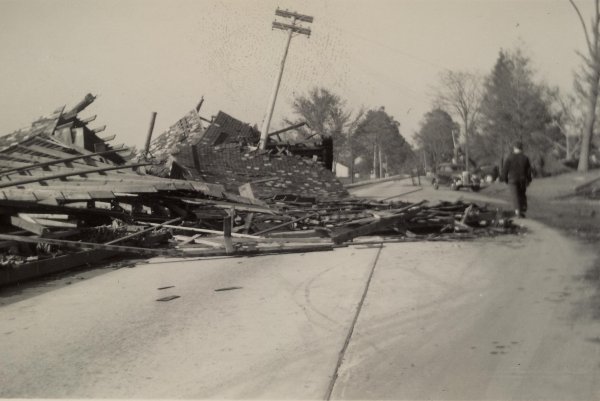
[515,210,526,218]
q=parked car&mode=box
[475,164,499,183]
[431,163,481,191]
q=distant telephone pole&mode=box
[258,8,313,149]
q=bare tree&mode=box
[434,70,483,172]
[345,108,365,183]
[569,0,600,171]
[547,87,583,160]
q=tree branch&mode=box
[569,0,595,55]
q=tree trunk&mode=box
[463,113,470,172]
[349,149,355,184]
[579,71,599,172]
[373,143,378,178]
[379,146,384,178]
[570,0,600,172]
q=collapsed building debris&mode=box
[146,104,346,199]
[0,95,518,286]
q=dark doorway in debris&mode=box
[212,132,229,146]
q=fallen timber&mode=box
[0,94,518,286]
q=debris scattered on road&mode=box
[0,95,520,286]
[157,286,175,290]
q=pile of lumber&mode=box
[0,95,518,286]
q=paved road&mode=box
[1,181,599,399]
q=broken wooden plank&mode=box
[98,134,116,142]
[24,143,81,160]
[42,229,81,239]
[178,242,333,257]
[265,229,327,239]
[267,122,307,139]
[5,148,72,165]
[187,238,224,248]
[242,212,254,234]
[252,212,321,236]
[18,213,69,220]
[92,125,107,134]
[178,198,274,213]
[0,162,154,189]
[223,215,234,254]
[31,218,78,228]
[454,204,474,233]
[10,216,48,236]
[328,203,425,244]
[104,217,181,245]
[0,233,181,256]
[21,183,156,194]
[0,159,35,169]
[79,115,97,124]
[0,249,119,287]
[141,222,261,239]
[0,148,129,176]
[174,234,202,245]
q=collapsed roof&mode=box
[146,103,347,199]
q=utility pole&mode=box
[258,8,313,149]
[451,126,459,163]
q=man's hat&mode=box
[513,141,523,150]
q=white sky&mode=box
[0,0,594,148]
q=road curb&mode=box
[344,174,411,189]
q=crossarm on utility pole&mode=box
[258,9,313,150]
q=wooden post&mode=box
[349,147,355,184]
[243,213,255,234]
[196,96,204,113]
[223,215,234,254]
[144,112,158,158]
[62,93,96,120]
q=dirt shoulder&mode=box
[481,177,600,243]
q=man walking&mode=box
[501,141,533,218]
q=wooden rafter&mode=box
[0,148,129,176]
[0,162,154,189]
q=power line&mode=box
[347,53,433,103]
[329,24,444,70]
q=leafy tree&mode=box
[286,87,362,169]
[479,49,553,167]
[414,108,458,171]
[353,107,414,177]
[569,0,600,171]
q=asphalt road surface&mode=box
[1,181,600,399]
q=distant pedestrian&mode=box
[501,141,533,218]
